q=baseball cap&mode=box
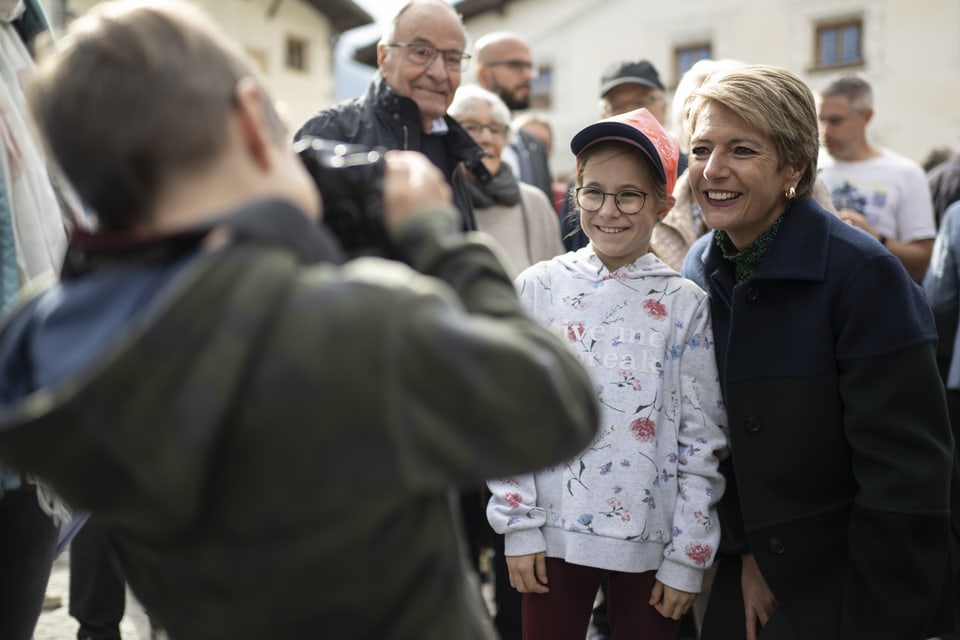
[570,107,679,195]
[599,59,665,97]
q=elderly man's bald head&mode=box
[377,0,469,131]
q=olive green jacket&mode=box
[0,201,599,640]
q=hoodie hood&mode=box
[561,244,683,282]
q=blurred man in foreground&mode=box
[0,2,600,639]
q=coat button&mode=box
[745,286,759,302]
[745,416,761,433]
[769,537,786,555]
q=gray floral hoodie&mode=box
[487,247,729,593]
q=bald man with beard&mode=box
[474,32,554,202]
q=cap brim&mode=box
[600,76,662,97]
[570,121,666,185]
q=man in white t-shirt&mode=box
[818,74,935,280]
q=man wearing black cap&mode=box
[599,59,668,123]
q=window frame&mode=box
[284,35,309,73]
[529,63,553,109]
[813,18,864,70]
[673,43,712,86]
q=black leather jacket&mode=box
[295,76,488,231]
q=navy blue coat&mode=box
[684,198,954,639]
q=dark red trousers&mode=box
[521,557,680,640]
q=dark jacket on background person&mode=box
[0,199,600,640]
[295,76,487,232]
[922,200,960,602]
[929,154,960,228]
[683,197,954,639]
[925,200,960,390]
[510,128,553,202]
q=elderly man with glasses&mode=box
[295,0,486,232]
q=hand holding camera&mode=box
[294,137,454,259]
[293,137,389,257]
[381,151,453,230]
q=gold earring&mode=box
[786,186,796,200]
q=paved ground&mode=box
[33,548,153,640]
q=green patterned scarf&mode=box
[714,206,789,282]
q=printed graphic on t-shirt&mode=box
[829,179,889,229]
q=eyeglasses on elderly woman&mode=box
[460,121,507,137]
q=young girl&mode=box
[487,108,728,640]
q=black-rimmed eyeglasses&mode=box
[484,59,538,76]
[385,42,471,72]
[575,187,648,215]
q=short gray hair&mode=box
[449,84,512,131]
[820,73,873,113]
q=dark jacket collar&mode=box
[367,77,489,181]
[370,75,422,125]
[703,198,832,285]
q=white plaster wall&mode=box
[55,0,960,175]
[462,0,960,177]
